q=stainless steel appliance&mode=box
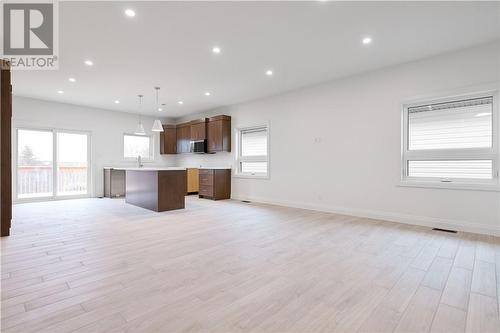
[190,139,207,153]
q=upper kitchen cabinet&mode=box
[207,115,231,153]
[161,115,230,155]
[176,122,191,153]
[190,118,207,141]
[159,124,177,155]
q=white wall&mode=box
[176,42,500,235]
[12,97,175,198]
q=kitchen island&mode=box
[119,167,187,212]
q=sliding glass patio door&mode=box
[16,128,90,200]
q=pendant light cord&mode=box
[155,87,160,112]
[138,94,143,123]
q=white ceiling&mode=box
[12,1,500,117]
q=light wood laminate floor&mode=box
[1,197,499,333]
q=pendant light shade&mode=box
[152,119,163,132]
[152,87,164,132]
[134,94,146,135]
[134,122,146,135]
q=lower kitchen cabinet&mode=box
[199,168,231,200]
[187,168,199,194]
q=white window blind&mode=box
[408,97,492,150]
[241,161,268,174]
[241,129,268,157]
[402,93,498,185]
[238,126,269,177]
[408,160,492,179]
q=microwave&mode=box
[190,139,207,153]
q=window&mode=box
[402,93,498,187]
[57,132,89,196]
[237,126,269,177]
[17,129,53,198]
[16,128,90,200]
[123,134,153,160]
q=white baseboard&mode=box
[231,195,500,237]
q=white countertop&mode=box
[198,166,232,170]
[104,166,230,170]
[104,167,186,171]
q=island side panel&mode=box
[126,170,159,211]
[158,170,187,211]
[111,169,126,197]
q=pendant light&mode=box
[151,87,164,132]
[134,94,146,135]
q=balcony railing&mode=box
[17,165,87,198]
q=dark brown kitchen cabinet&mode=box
[159,124,176,155]
[199,168,231,200]
[207,115,231,153]
[190,118,207,141]
[160,115,230,155]
[176,122,191,153]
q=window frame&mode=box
[400,89,499,191]
[235,124,270,179]
[122,133,154,162]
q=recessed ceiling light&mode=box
[114,100,120,104]
[205,92,211,96]
[84,60,93,66]
[475,112,491,117]
[68,77,76,83]
[57,90,64,94]
[265,70,273,76]
[362,37,372,45]
[125,9,136,17]
[178,101,184,105]
[212,46,221,54]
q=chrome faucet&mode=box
[137,155,143,168]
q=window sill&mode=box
[122,159,155,163]
[398,180,500,192]
[233,173,269,180]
